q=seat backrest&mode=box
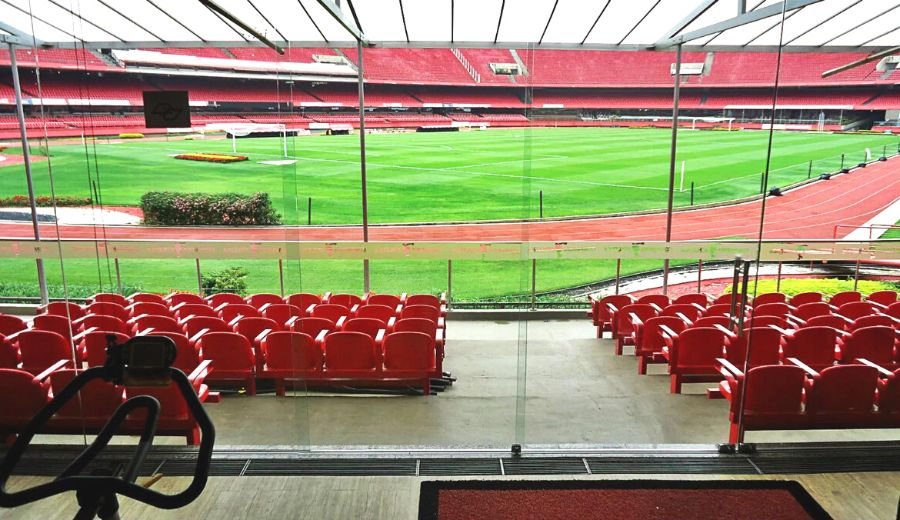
[792,302,832,321]
[0,336,19,369]
[310,304,347,323]
[405,294,441,309]
[849,314,895,331]
[80,331,130,367]
[0,369,50,420]
[173,304,218,320]
[125,383,192,420]
[383,331,434,371]
[744,315,788,329]
[713,293,742,306]
[16,330,73,373]
[703,304,733,318]
[166,293,207,307]
[838,301,877,320]
[126,302,172,318]
[197,332,254,370]
[206,293,246,307]
[753,303,791,318]
[355,304,395,324]
[725,327,782,368]
[91,293,128,306]
[738,365,805,415]
[615,304,658,333]
[366,294,401,308]
[233,317,280,344]
[0,314,27,336]
[129,314,181,334]
[77,314,128,335]
[217,304,261,322]
[783,326,838,368]
[867,290,898,306]
[671,327,726,367]
[841,325,895,365]
[877,369,900,413]
[343,318,384,339]
[261,304,303,325]
[286,293,321,310]
[673,293,709,307]
[44,301,86,320]
[804,314,848,330]
[753,292,786,305]
[146,331,200,373]
[290,317,334,337]
[262,331,321,371]
[594,294,634,321]
[888,302,900,319]
[789,292,823,306]
[830,291,862,307]
[245,293,284,309]
[807,364,877,413]
[393,318,437,337]
[50,369,124,418]
[323,332,376,371]
[128,293,167,306]
[692,316,732,329]
[636,294,670,308]
[638,316,687,352]
[661,304,702,321]
[181,316,231,337]
[85,302,130,322]
[328,293,363,310]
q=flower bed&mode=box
[0,195,92,207]
[174,152,248,163]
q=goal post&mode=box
[203,122,289,157]
[689,117,735,131]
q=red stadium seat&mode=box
[713,293,741,306]
[837,301,877,320]
[309,304,348,323]
[611,303,658,355]
[90,293,128,306]
[145,331,202,374]
[41,301,86,320]
[752,302,792,318]
[798,362,879,428]
[753,292,786,305]
[76,330,130,367]
[691,316,733,329]
[84,302,130,322]
[778,326,838,371]
[0,336,19,369]
[393,317,445,374]
[743,315,789,329]
[231,316,280,372]
[261,304,303,327]
[196,332,256,395]
[673,293,710,307]
[792,302,834,321]
[888,302,900,320]
[789,292,823,306]
[172,303,219,320]
[830,291,862,307]
[847,314,897,331]
[206,293,246,308]
[128,293,168,306]
[246,293,284,309]
[636,294,670,309]
[864,361,900,426]
[259,331,322,396]
[125,302,172,319]
[216,303,261,323]
[127,314,182,335]
[720,326,782,369]
[803,314,850,330]
[32,314,75,343]
[867,290,898,308]
[718,361,806,443]
[0,364,61,441]
[322,331,378,379]
[290,317,334,338]
[0,314,27,337]
[382,331,435,394]
[701,304,738,318]
[632,315,687,375]
[354,304,396,324]
[589,294,634,338]
[404,294,447,316]
[342,317,384,339]
[660,303,703,322]
[166,293,207,307]
[180,316,231,338]
[836,325,897,367]
[286,293,321,310]
[125,360,212,445]
[660,326,728,393]
[73,314,128,335]
[7,330,76,374]
[365,293,402,308]
[327,293,363,310]
[49,369,125,430]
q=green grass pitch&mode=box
[0,127,897,299]
[1,127,896,224]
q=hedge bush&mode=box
[140,192,281,226]
[0,195,92,207]
[724,278,900,298]
[201,267,248,295]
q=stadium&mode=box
[0,0,899,518]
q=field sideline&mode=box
[1,127,897,225]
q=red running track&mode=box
[1,157,898,242]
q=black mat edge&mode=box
[417,479,832,520]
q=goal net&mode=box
[202,122,289,157]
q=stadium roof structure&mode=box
[0,0,897,53]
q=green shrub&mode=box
[0,195,92,207]
[724,278,899,298]
[140,191,281,226]
[201,267,248,295]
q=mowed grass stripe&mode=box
[0,128,895,223]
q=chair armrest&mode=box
[362,292,375,304]
[305,304,316,316]
[769,325,793,336]
[868,301,888,310]
[690,302,706,312]
[713,324,737,340]
[285,315,299,328]
[170,302,186,313]
[375,329,385,347]
[437,317,446,330]
[227,315,242,327]
[254,328,272,345]
[36,359,70,381]
[435,328,444,345]
[834,314,853,325]
[857,358,894,377]
[72,327,98,342]
[649,303,662,312]
[387,316,396,333]
[187,359,213,385]
[350,304,360,316]
[258,302,272,312]
[336,316,347,329]
[315,329,328,347]
[136,327,154,336]
[785,315,805,328]
[321,291,333,303]
[629,312,644,329]
[605,302,620,315]
[674,312,691,325]
[189,329,209,346]
[4,331,23,343]
[438,292,448,305]
[786,357,819,377]
[394,304,404,315]
[657,324,678,339]
[716,357,744,378]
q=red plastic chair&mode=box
[612,304,659,355]
[125,360,212,445]
[743,315,789,329]
[322,331,378,378]
[49,369,125,430]
[717,361,806,443]
[837,301,878,320]
[180,316,231,338]
[660,303,703,322]
[196,332,256,395]
[41,301,86,321]
[792,302,834,321]
[632,315,687,375]
[382,331,434,394]
[127,314,182,335]
[90,293,128,306]
[847,314,897,331]
[73,314,128,335]
[798,362,879,429]
[779,326,838,371]
[7,330,76,374]
[366,293,402,308]
[0,336,20,369]
[753,292,786,305]
[830,291,862,307]
[0,314,27,337]
[393,317,445,374]
[327,293,363,310]
[127,293,167,306]
[166,293,207,307]
[752,302,793,318]
[691,315,732,329]
[864,361,900,426]
[789,292,823,306]
[261,304,303,327]
[290,317,334,338]
[867,290,898,308]
[803,314,850,330]
[836,325,897,367]
[286,293,321,311]
[354,304,396,324]
[589,294,634,338]
[245,293,284,310]
[721,327,782,369]
[660,326,728,393]
[125,302,172,319]
[342,318,384,340]
[232,317,280,372]
[84,302,130,322]
[0,365,59,441]
[259,331,322,396]
[636,294,670,309]
[145,331,202,374]
[713,293,744,306]
[173,304,219,320]
[403,294,447,316]
[216,304,260,323]
[309,304,348,324]
[888,302,900,320]
[77,330,130,367]
[673,293,709,307]
[206,293,245,308]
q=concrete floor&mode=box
[197,319,899,447]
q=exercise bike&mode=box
[0,335,215,519]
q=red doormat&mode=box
[418,480,831,520]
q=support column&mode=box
[357,39,370,293]
[9,43,48,304]
[662,43,683,295]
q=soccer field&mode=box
[1,127,897,224]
